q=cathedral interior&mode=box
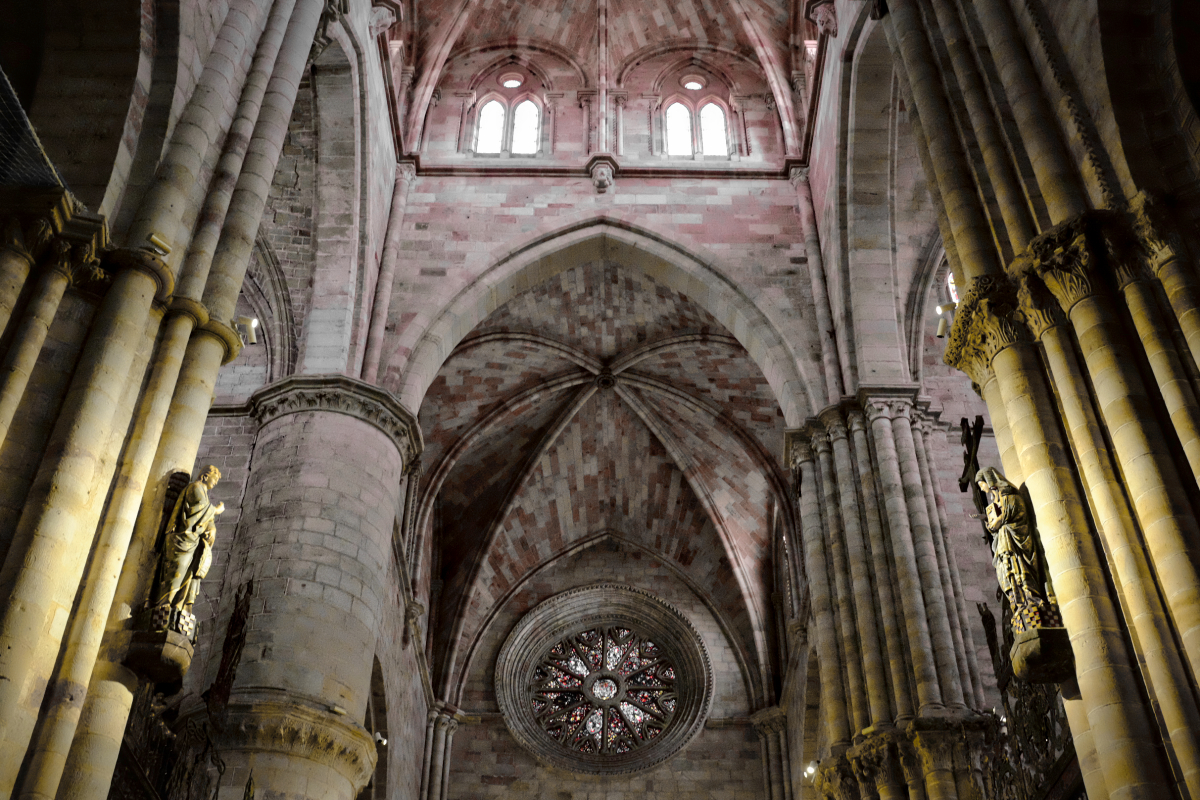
[0,0,1198,798]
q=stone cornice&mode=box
[212,694,377,789]
[250,375,423,462]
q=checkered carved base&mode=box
[141,604,198,642]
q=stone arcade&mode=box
[0,0,1198,798]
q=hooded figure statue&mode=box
[975,466,1054,631]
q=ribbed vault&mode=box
[417,259,793,709]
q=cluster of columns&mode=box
[874,0,1200,797]
[791,397,988,800]
[418,705,461,800]
[0,0,433,798]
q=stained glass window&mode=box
[946,269,959,303]
[530,626,678,755]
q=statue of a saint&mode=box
[155,466,224,619]
[975,467,1058,632]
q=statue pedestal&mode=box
[123,629,195,684]
[1010,626,1074,683]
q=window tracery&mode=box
[531,626,678,755]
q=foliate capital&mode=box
[1014,272,1066,340]
[943,274,1024,387]
[789,165,810,187]
[809,428,832,457]
[1129,190,1189,274]
[848,732,902,793]
[785,429,813,470]
[818,407,848,442]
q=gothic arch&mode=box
[390,216,816,427]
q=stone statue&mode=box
[154,466,224,623]
[975,467,1058,633]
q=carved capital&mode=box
[815,756,859,800]
[250,375,423,464]
[845,407,867,434]
[819,407,848,443]
[1014,271,1067,340]
[751,706,788,738]
[944,274,1023,386]
[1129,190,1189,274]
[214,695,377,789]
[785,429,813,470]
[911,726,957,774]
[395,160,417,183]
[848,732,902,793]
[809,428,832,457]
[789,165,810,188]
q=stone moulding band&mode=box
[249,375,424,461]
[495,582,713,775]
[209,694,377,787]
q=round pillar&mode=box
[209,376,420,800]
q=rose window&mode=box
[531,626,678,755]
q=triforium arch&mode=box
[2,1,1200,799]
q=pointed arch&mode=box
[388,216,815,427]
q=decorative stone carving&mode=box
[848,733,902,795]
[369,5,395,36]
[1014,271,1066,340]
[975,467,1059,634]
[807,0,838,37]
[250,375,422,464]
[943,274,1023,389]
[151,466,224,639]
[751,706,787,738]
[815,756,859,800]
[1129,190,1189,273]
[586,154,618,194]
[495,583,712,775]
[211,693,377,790]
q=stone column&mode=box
[911,727,957,800]
[911,416,978,708]
[753,707,790,800]
[885,0,1000,281]
[0,216,51,339]
[922,0,1036,252]
[791,169,844,403]
[891,404,965,709]
[813,427,869,735]
[898,742,929,800]
[951,285,1174,798]
[1033,232,1200,684]
[0,249,171,793]
[825,410,892,728]
[866,401,942,713]
[790,437,851,749]
[0,240,89,441]
[1134,194,1200,370]
[1020,279,1200,797]
[848,409,914,722]
[423,709,458,800]
[362,161,416,384]
[206,376,419,800]
[1117,258,1200,481]
[968,0,1087,224]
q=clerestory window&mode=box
[663,101,730,158]
[474,98,541,156]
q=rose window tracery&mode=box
[531,626,678,755]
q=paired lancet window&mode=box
[664,102,730,158]
[475,98,541,155]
